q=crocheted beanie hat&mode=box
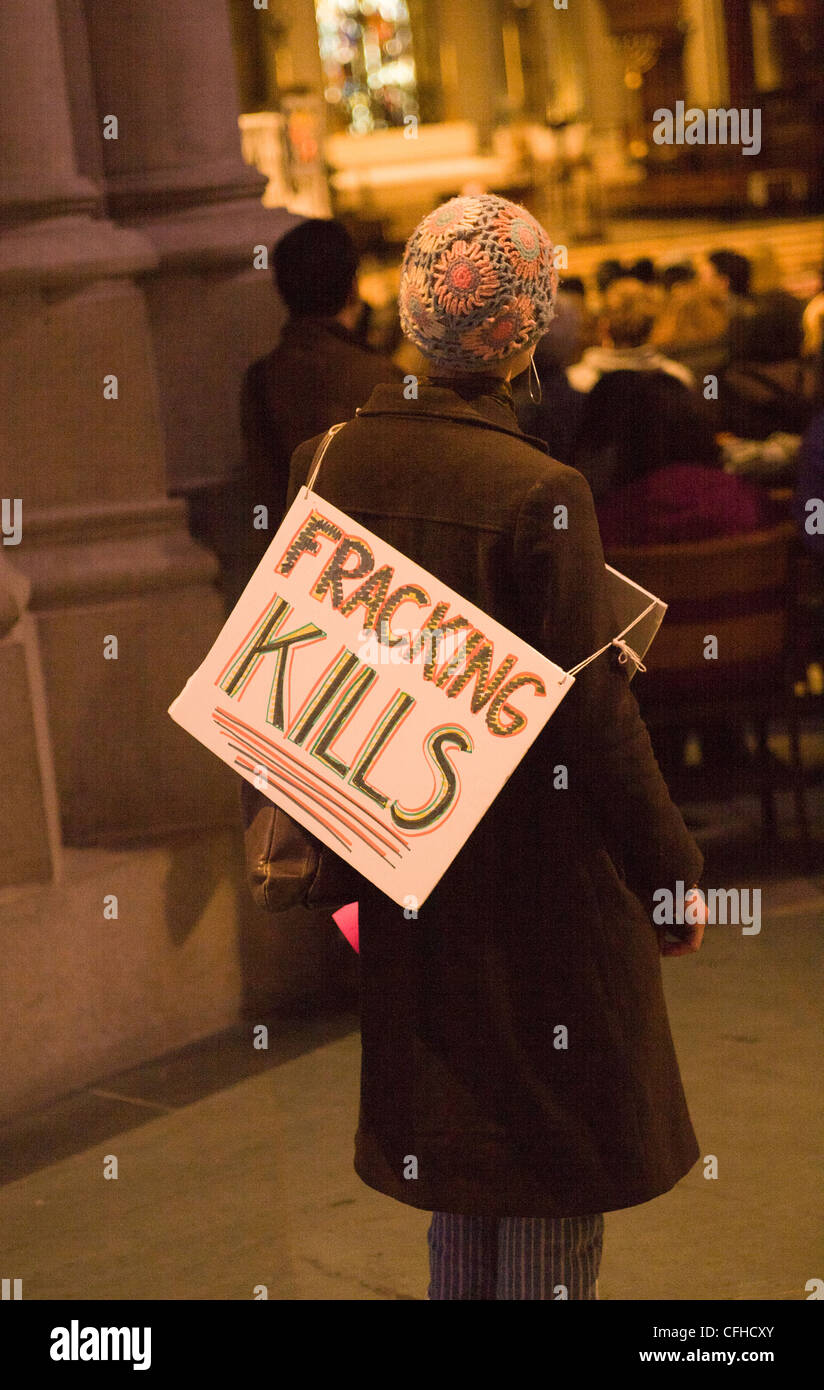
[399,194,558,372]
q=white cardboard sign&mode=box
[168,490,573,908]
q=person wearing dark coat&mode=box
[514,287,590,464]
[572,369,779,541]
[716,290,814,440]
[245,196,705,1299]
[221,218,402,606]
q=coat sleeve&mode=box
[513,465,703,902]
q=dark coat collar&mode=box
[280,315,383,356]
[356,378,549,454]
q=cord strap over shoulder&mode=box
[301,421,348,498]
[558,600,658,685]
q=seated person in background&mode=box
[700,248,757,343]
[567,278,694,393]
[716,292,815,439]
[628,256,656,285]
[801,265,824,405]
[573,371,780,546]
[582,363,782,780]
[659,259,696,292]
[595,257,623,295]
[595,257,656,292]
[513,280,593,463]
[559,275,585,295]
[650,278,730,380]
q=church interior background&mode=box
[0,1,822,1303]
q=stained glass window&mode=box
[315,0,419,135]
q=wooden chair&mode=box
[606,522,810,847]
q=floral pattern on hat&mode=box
[399,262,445,341]
[459,295,538,362]
[399,194,557,371]
[492,206,553,282]
[416,196,484,253]
[433,240,500,317]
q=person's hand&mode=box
[658,885,707,957]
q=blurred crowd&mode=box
[214,218,824,794]
[233,220,824,581]
[513,248,824,551]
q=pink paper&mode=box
[332,901,359,953]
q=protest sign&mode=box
[168,490,573,909]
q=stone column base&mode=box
[16,498,238,843]
[0,834,346,1122]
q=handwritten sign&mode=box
[169,491,573,908]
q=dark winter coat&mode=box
[220,317,402,606]
[241,316,403,518]
[268,376,704,1218]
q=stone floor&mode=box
[2,773,823,1301]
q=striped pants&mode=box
[427,1211,604,1300]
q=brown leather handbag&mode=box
[244,791,323,913]
[243,780,363,914]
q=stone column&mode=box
[0,555,62,886]
[272,0,327,118]
[682,0,731,107]
[538,0,586,126]
[580,1,631,136]
[82,0,299,495]
[575,0,639,197]
[83,0,265,219]
[0,0,98,228]
[1,0,237,844]
[437,0,505,148]
[0,0,149,285]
